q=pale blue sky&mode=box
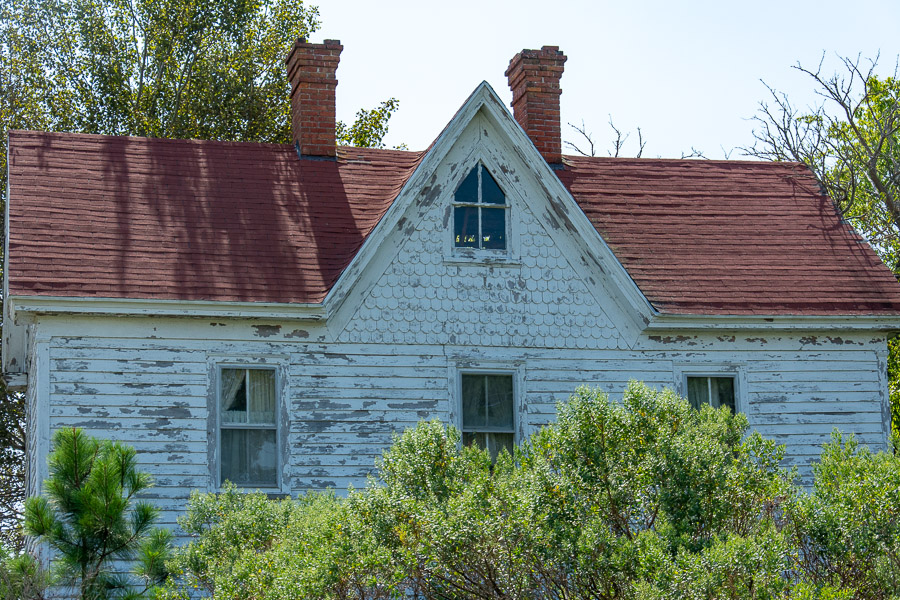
[316,0,899,158]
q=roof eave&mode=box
[8,295,326,321]
[647,312,900,332]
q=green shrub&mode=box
[158,483,402,600]
[159,383,900,599]
[787,432,900,599]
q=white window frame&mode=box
[674,363,747,414]
[447,156,521,263]
[450,364,525,448]
[208,357,289,493]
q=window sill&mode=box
[444,256,522,268]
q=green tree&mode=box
[0,0,402,545]
[337,98,403,149]
[746,55,900,437]
[24,428,171,600]
[0,382,25,551]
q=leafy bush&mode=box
[159,383,900,599]
[157,483,401,600]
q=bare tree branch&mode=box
[743,52,900,268]
[564,117,648,158]
[564,120,596,157]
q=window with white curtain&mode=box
[461,373,515,462]
[686,375,736,412]
[219,367,278,487]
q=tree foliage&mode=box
[159,383,900,599]
[0,382,24,550]
[25,428,171,600]
[337,98,403,149]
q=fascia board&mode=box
[9,296,325,320]
[647,313,900,332]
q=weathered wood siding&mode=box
[32,319,890,533]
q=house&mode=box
[5,40,900,533]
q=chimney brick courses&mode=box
[285,38,342,158]
[505,46,567,164]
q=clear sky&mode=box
[316,0,899,158]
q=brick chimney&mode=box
[505,46,567,164]
[285,38,342,158]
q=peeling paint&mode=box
[285,329,309,339]
[138,407,192,419]
[649,335,694,344]
[252,325,282,338]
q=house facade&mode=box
[5,41,900,533]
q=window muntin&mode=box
[686,376,736,412]
[461,373,514,461]
[453,164,508,250]
[219,368,278,487]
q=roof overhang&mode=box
[8,295,326,321]
[647,312,900,332]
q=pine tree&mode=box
[24,428,170,600]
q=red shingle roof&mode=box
[557,157,900,315]
[8,130,900,315]
[7,130,423,304]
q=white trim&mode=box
[452,361,525,446]
[648,313,900,332]
[673,362,747,415]
[209,358,290,495]
[1,373,26,391]
[10,296,325,320]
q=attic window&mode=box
[453,164,507,250]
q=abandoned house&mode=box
[5,40,900,533]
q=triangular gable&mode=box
[324,82,655,344]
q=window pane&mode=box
[248,370,276,424]
[454,166,478,204]
[221,369,247,423]
[221,429,277,487]
[463,432,514,463]
[686,376,709,410]
[454,206,479,248]
[710,377,736,412]
[481,207,506,250]
[462,374,486,427]
[480,166,505,205]
[485,375,514,429]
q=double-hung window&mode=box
[461,373,515,461]
[219,367,278,487]
[453,163,508,251]
[686,376,736,412]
